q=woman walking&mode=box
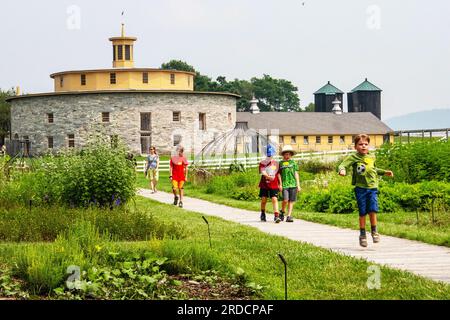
[145,146,160,194]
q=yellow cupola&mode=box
[109,24,137,68]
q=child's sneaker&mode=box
[359,235,368,247]
[286,216,294,223]
[178,201,183,208]
[280,211,285,221]
[274,213,281,224]
[371,232,380,243]
[260,212,266,222]
[173,196,179,206]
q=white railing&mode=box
[136,149,357,172]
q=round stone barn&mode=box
[8,25,238,156]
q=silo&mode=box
[348,78,382,119]
[314,81,344,112]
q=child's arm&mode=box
[277,173,282,191]
[295,171,301,192]
[169,160,173,180]
[337,154,357,176]
[185,165,189,182]
[376,167,394,177]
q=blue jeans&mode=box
[354,187,379,216]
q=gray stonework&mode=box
[10,92,237,155]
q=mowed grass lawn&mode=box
[137,172,450,248]
[137,197,450,299]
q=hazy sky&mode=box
[1,0,449,120]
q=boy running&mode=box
[278,145,300,223]
[259,144,281,223]
[338,134,393,247]
[170,145,189,208]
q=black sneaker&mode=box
[280,211,285,221]
[178,201,183,208]
[286,216,294,223]
[274,213,281,223]
[173,196,179,206]
[260,212,266,222]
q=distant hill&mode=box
[384,109,450,131]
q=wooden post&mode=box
[399,131,402,143]
[446,129,448,141]
[407,132,410,143]
[422,130,425,140]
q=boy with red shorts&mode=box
[170,145,189,208]
[259,144,281,223]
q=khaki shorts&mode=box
[147,169,159,181]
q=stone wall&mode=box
[10,92,237,156]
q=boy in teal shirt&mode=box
[278,145,301,223]
[338,134,393,247]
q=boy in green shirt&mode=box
[278,145,301,223]
[338,134,393,247]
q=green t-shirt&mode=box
[338,152,387,189]
[279,159,299,188]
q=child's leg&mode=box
[281,199,288,213]
[271,196,279,214]
[261,197,267,211]
[179,181,184,202]
[369,212,377,233]
[359,215,367,231]
[288,201,295,216]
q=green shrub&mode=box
[0,137,136,208]
[298,158,340,174]
[328,185,357,214]
[231,185,259,201]
[376,141,450,183]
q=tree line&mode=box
[161,60,314,112]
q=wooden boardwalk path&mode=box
[138,189,450,284]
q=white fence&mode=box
[136,149,358,173]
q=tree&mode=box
[160,61,302,112]
[304,102,315,112]
[0,89,13,146]
[161,60,216,91]
[251,75,301,112]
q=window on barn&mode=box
[173,112,181,122]
[199,113,206,131]
[110,73,117,85]
[47,136,54,149]
[102,112,110,123]
[140,113,151,131]
[68,134,75,148]
[173,135,182,147]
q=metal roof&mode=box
[314,81,344,95]
[236,112,393,135]
[351,78,382,92]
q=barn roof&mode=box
[236,112,393,135]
